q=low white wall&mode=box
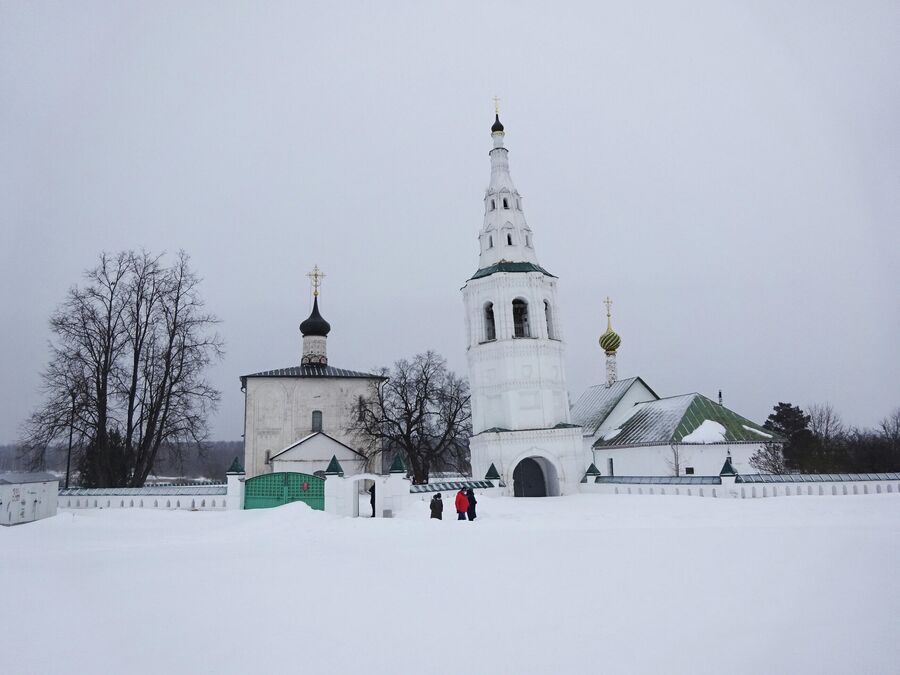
[591,443,761,478]
[579,478,900,498]
[59,493,229,511]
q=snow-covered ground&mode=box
[3,494,899,674]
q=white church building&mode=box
[463,112,779,496]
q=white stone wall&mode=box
[463,272,570,433]
[1,480,57,526]
[580,477,900,499]
[59,493,230,511]
[590,443,762,478]
[470,426,586,495]
[243,376,375,478]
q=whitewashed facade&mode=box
[462,114,585,496]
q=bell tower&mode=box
[461,107,585,495]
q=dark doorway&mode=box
[513,458,547,497]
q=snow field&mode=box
[2,493,899,674]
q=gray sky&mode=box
[1,1,898,443]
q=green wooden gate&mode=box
[243,472,325,511]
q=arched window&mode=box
[506,233,513,246]
[502,197,509,209]
[544,300,554,339]
[490,199,496,211]
[484,302,496,341]
[312,410,323,432]
[512,299,530,338]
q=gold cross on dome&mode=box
[307,265,325,297]
[493,96,501,115]
[604,296,613,318]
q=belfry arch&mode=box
[512,454,561,497]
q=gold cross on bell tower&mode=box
[307,265,325,297]
[604,296,613,318]
[493,96,501,115]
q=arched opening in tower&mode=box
[512,457,560,497]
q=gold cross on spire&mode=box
[604,296,613,318]
[307,265,325,297]
[493,96,501,115]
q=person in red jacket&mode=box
[455,488,469,520]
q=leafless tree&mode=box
[749,443,786,474]
[666,443,682,476]
[808,403,845,446]
[880,408,900,451]
[349,351,471,484]
[19,250,223,486]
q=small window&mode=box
[506,233,513,246]
[484,302,496,341]
[312,410,323,432]
[490,199,496,211]
[685,467,695,475]
[265,450,271,464]
[525,234,531,247]
[488,235,493,248]
[357,396,366,422]
[512,299,530,338]
[544,300,554,339]
[516,198,521,210]
[503,198,509,209]
[607,458,614,477]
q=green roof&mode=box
[585,463,601,476]
[484,463,501,480]
[324,455,344,476]
[593,393,782,448]
[469,261,556,281]
[226,456,244,474]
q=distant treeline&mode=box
[0,441,243,483]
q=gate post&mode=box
[226,457,245,510]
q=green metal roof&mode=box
[719,455,737,476]
[226,456,245,474]
[484,463,501,480]
[585,463,601,476]
[593,393,781,448]
[469,261,556,281]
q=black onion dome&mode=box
[299,296,331,336]
[491,114,504,133]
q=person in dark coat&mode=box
[465,488,477,521]
[368,484,375,517]
[429,493,443,519]
[455,488,469,520]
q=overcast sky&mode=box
[1,1,898,444]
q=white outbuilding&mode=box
[0,472,58,526]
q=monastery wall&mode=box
[590,443,762,478]
[579,476,900,499]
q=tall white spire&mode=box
[477,108,539,269]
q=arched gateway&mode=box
[513,457,560,497]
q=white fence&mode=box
[58,472,244,511]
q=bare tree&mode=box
[20,250,223,487]
[349,351,471,484]
[808,403,844,446]
[666,443,682,476]
[749,443,786,474]
[880,408,900,451]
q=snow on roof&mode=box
[0,472,58,485]
[593,393,779,448]
[570,377,645,435]
[269,431,362,461]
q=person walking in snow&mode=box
[429,493,443,520]
[465,487,477,521]
[455,488,469,520]
[368,484,375,518]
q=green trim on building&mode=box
[226,456,244,474]
[469,261,556,281]
[484,463,501,480]
[585,463,601,476]
[324,455,344,476]
[389,454,407,474]
[719,455,737,477]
